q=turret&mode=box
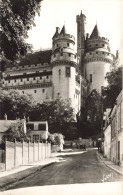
[51,25,81,116]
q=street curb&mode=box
[97,152,123,176]
[0,162,55,191]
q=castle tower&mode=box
[84,24,115,93]
[51,25,81,115]
[76,11,86,75]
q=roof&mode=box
[90,24,100,39]
[19,50,52,66]
[0,120,16,133]
[60,25,66,35]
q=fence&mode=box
[5,140,51,171]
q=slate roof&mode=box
[90,24,100,39]
[0,120,16,132]
[19,50,52,66]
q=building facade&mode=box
[1,11,118,115]
[103,90,123,167]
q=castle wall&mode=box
[85,61,111,93]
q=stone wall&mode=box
[5,140,51,171]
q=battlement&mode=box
[53,33,75,43]
[87,36,109,42]
[51,52,77,64]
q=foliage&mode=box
[78,90,103,137]
[102,66,122,108]
[0,89,33,120]
[3,120,28,142]
[48,133,64,145]
[28,98,75,134]
[0,0,42,61]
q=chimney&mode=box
[4,113,7,120]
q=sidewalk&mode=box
[97,151,123,176]
[0,155,61,190]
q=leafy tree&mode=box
[102,66,122,108]
[0,0,43,62]
[3,120,28,142]
[48,133,64,145]
[78,90,103,137]
[29,98,75,135]
[0,89,33,119]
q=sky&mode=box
[27,0,123,64]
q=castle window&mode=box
[40,76,42,79]
[33,77,35,80]
[27,78,29,81]
[89,53,91,55]
[90,74,92,82]
[102,44,104,47]
[57,43,58,47]
[42,89,45,93]
[69,53,71,57]
[75,55,76,59]
[8,80,10,83]
[23,73,26,75]
[22,91,24,94]
[34,90,37,93]
[96,44,98,46]
[15,79,16,82]
[96,52,98,54]
[66,67,71,77]
[36,71,39,73]
[47,76,49,79]
[67,43,69,47]
[59,69,61,76]
[61,53,63,56]
[43,70,47,72]
[102,52,104,54]
[21,79,22,82]
[54,54,56,57]
[89,45,91,47]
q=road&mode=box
[6,149,123,190]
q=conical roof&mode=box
[90,24,100,38]
[60,25,66,35]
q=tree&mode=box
[78,90,103,137]
[48,133,64,145]
[0,0,43,62]
[102,66,122,108]
[3,120,28,142]
[28,98,75,135]
[0,89,33,119]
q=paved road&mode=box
[7,149,123,190]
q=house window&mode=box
[26,124,34,130]
[90,74,92,82]
[38,124,46,130]
[33,135,39,142]
[42,89,45,93]
[34,90,37,93]
[66,67,71,77]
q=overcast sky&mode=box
[27,0,123,64]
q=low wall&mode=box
[5,140,51,171]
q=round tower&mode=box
[84,24,115,93]
[51,25,80,114]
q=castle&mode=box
[1,11,118,117]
